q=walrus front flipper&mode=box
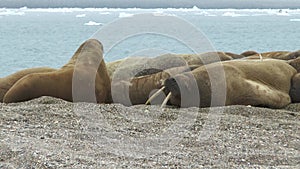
[0,67,56,102]
[3,71,73,103]
[4,39,111,103]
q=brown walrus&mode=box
[109,51,241,106]
[290,73,300,103]
[0,67,56,102]
[240,50,259,57]
[3,39,111,103]
[241,50,300,60]
[111,65,201,106]
[288,57,300,103]
[107,51,239,80]
[159,59,297,108]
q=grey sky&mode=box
[0,0,300,8]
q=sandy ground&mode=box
[0,97,299,168]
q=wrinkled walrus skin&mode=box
[3,39,111,104]
[164,59,297,108]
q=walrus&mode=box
[154,59,297,108]
[108,51,238,81]
[288,57,300,103]
[109,51,240,106]
[0,67,56,102]
[3,39,111,103]
[241,50,259,57]
[111,65,201,106]
[290,73,300,103]
[242,50,300,60]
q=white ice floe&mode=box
[290,18,300,22]
[84,21,103,26]
[222,12,248,17]
[76,14,86,18]
[0,9,25,16]
[99,12,111,15]
[194,11,216,16]
[119,12,134,18]
[0,7,299,18]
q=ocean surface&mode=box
[0,7,300,77]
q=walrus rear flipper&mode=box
[3,71,73,103]
[0,67,56,102]
[3,39,111,104]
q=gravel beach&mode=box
[0,97,299,168]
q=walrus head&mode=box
[240,50,259,57]
[290,73,300,103]
[287,50,300,60]
[161,73,202,108]
[288,57,300,72]
[224,52,245,59]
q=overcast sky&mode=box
[1,0,300,9]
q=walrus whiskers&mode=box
[145,86,165,105]
[160,92,172,108]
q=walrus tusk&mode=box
[259,53,263,61]
[160,92,172,108]
[145,86,165,105]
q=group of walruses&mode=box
[1,39,300,109]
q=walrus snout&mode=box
[287,50,300,60]
[164,78,180,96]
[163,74,200,107]
[163,77,181,107]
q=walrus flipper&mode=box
[3,39,111,103]
[0,67,56,102]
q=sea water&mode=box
[0,7,300,77]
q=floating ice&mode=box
[119,12,134,18]
[290,18,300,22]
[222,12,247,17]
[194,11,216,16]
[99,12,111,15]
[192,6,200,11]
[0,8,299,18]
[0,9,25,16]
[76,14,86,18]
[276,11,290,16]
[84,21,103,26]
